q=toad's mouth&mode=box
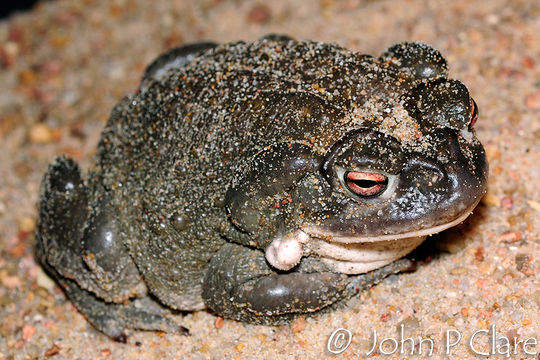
[301,203,478,243]
[305,235,425,274]
[300,205,479,274]
[265,204,479,275]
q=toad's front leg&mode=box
[202,242,349,323]
[202,242,415,324]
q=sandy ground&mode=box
[0,0,539,359]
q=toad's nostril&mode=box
[345,171,388,197]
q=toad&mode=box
[36,35,488,340]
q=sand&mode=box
[0,0,538,359]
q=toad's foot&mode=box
[61,277,187,341]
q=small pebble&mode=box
[527,200,540,212]
[37,267,56,291]
[500,196,513,210]
[256,334,267,344]
[40,60,63,77]
[14,161,32,179]
[496,246,508,256]
[533,291,540,307]
[500,231,522,243]
[246,4,271,24]
[18,217,36,233]
[509,311,522,322]
[483,146,501,161]
[474,246,484,262]
[515,254,530,271]
[9,239,27,257]
[1,42,19,68]
[449,305,461,315]
[525,92,540,110]
[100,349,111,356]
[290,317,306,333]
[214,316,224,329]
[21,324,35,341]
[522,56,535,69]
[397,316,419,332]
[450,267,468,275]
[2,275,21,289]
[29,123,53,144]
[44,344,61,357]
[481,194,500,207]
[18,68,37,85]
[51,127,63,142]
[69,121,86,139]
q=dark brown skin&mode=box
[36,35,487,340]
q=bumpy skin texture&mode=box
[36,35,488,339]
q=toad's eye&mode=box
[469,98,478,129]
[344,171,388,197]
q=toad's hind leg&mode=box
[36,156,182,340]
[54,278,185,342]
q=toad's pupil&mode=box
[345,171,388,196]
[350,179,378,188]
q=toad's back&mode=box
[97,38,419,214]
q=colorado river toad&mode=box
[36,35,488,340]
